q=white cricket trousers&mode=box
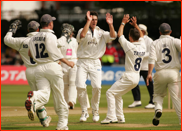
[33,62,69,129]
[25,66,47,110]
[76,59,102,111]
[106,72,139,120]
[153,69,181,124]
[62,59,77,105]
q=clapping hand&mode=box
[86,11,92,21]
[129,16,137,27]
[122,14,130,24]
[106,13,113,25]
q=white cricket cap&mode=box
[138,24,148,35]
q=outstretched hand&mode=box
[129,16,137,27]
[122,14,130,24]
[106,13,113,25]
[86,11,92,21]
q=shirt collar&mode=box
[27,32,39,37]
[40,29,54,33]
[159,35,171,39]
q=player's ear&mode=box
[159,31,162,35]
[169,30,172,35]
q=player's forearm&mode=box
[60,58,71,67]
[108,24,116,38]
[148,64,154,75]
[117,24,124,38]
[80,20,91,38]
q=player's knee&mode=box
[69,80,76,87]
[92,83,101,89]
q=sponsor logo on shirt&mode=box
[23,44,28,48]
[88,41,97,45]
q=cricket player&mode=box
[4,20,51,127]
[101,14,146,124]
[146,23,181,126]
[57,23,78,109]
[26,14,74,130]
[76,11,117,122]
[128,24,155,109]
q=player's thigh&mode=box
[89,66,102,88]
[25,67,37,91]
[168,70,181,98]
[69,65,77,82]
[108,73,137,96]
[76,66,88,88]
[153,71,168,97]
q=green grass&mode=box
[1,85,181,130]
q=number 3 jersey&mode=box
[4,32,38,68]
[29,29,63,64]
[149,35,181,71]
[118,35,146,73]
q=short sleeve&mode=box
[103,31,117,43]
[118,35,133,53]
[148,41,157,64]
[57,36,67,47]
[46,33,63,61]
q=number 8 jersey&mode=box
[29,29,63,64]
[149,35,181,71]
[118,35,146,73]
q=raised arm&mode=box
[80,11,92,39]
[129,16,143,38]
[118,14,130,38]
[106,13,116,38]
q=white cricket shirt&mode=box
[149,35,181,71]
[118,35,146,73]
[57,36,78,60]
[140,35,153,71]
[4,32,38,68]
[76,26,117,59]
[29,29,63,64]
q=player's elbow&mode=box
[80,33,85,39]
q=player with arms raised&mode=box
[101,14,146,124]
[76,11,117,122]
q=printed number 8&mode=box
[134,58,142,71]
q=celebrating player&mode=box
[146,23,181,126]
[57,23,78,109]
[76,11,117,122]
[128,24,155,109]
[4,20,51,127]
[26,14,74,130]
[101,14,146,124]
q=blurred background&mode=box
[1,1,181,66]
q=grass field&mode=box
[1,85,181,130]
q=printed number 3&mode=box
[35,43,49,58]
[134,58,142,71]
[162,48,172,63]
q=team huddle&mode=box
[4,11,181,130]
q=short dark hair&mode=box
[85,11,98,20]
[40,22,49,28]
[129,28,140,41]
[160,31,171,35]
